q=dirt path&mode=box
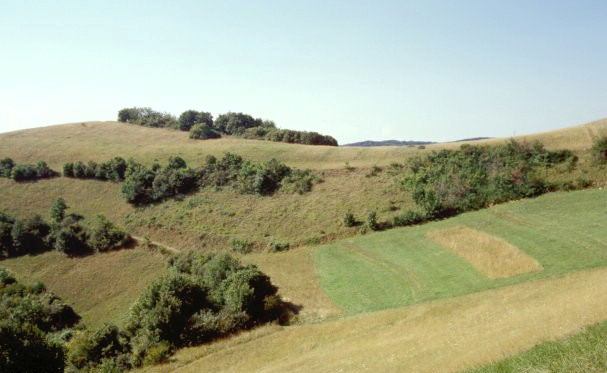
[153,266,607,373]
[131,235,180,254]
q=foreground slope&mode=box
[144,267,607,373]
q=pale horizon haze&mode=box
[1,1,606,144]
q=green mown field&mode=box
[315,188,607,314]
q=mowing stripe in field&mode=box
[315,188,607,314]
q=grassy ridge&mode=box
[316,188,607,314]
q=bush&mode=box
[142,341,171,366]
[50,198,67,223]
[0,158,14,177]
[393,210,427,227]
[269,241,290,252]
[343,212,357,227]
[231,238,253,254]
[67,324,129,370]
[189,123,221,140]
[0,213,16,258]
[404,140,573,217]
[11,215,51,255]
[367,211,379,231]
[592,136,607,165]
[214,112,261,135]
[117,107,177,128]
[52,217,90,256]
[0,321,66,373]
[89,215,129,252]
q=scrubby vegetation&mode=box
[65,252,286,370]
[591,135,607,165]
[121,153,317,205]
[117,107,338,146]
[63,157,127,181]
[0,268,79,373]
[403,140,578,218]
[0,200,129,259]
[0,158,58,182]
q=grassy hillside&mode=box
[1,247,167,327]
[0,119,605,251]
[316,188,607,314]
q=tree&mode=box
[178,110,213,131]
[189,124,221,140]
[214,112,260,135]
[50,198,68,223]
[0,158,14,177]
[0,321,65,373]
[11,215,51,255]
[52,219,89,256]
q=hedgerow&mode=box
[0,158,58,182]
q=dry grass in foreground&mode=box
[143,266,607,373]
[427,226,542,278]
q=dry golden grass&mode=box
[427,226,542,278]
[243,247,342,322]
[143,267,607,373]
[1,248,166,327]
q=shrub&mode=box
[50,198,68,223]
[142,341,171,366]
[0,321,66,373]
[591,136,607,165]
[393,210,427,227]
[89,215,129,252]
[117,107,177,128]
[0,213,16,258]
[214,112,261,135]
[343,212,357,227]
[11,164,37,181]
[404,140,572,217]
[63,162,74,177]
[189,123,221,140]
[269,241,290,252]
[11,215,51,255]
[67,324,129,370]
[0,158,14,177]
[231,238,253,254]
[52,218,90,256]
[367,211,379,231]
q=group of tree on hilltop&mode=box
[117,107,338,146]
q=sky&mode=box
[0,1,606,144]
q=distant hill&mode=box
[342,140,436,147]
[343,137,493,147]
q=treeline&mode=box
[65,154,316,205]
[0,199,130,258]
[0,268,80,372]
[67,252,287,370]
[0,158,58,181]
[117,107,338,146]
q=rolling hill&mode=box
[1,118,607,371]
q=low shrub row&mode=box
[0,158,58,182]
[0,199,130,258]
[63,157,127,181]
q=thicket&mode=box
[63,157,127,181]
[117,108,338,146]
[0,200,129,258]
[121,153,316,205]
[67,252,286,370]
[0,268,80,373]
[403,140,578,218]
[0,158,58,181]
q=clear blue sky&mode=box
[1,1,606,143]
